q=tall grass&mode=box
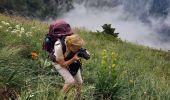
[0,14,170,100]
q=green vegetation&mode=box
[0,14,170,100]
[0,0,73,20]
[99,24,119,37]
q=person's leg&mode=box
[74,69,83,99]
[54,64,75,93]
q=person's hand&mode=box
[72,54,80,61]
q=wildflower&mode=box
[11,29,18,34]
[31,51,38,60]
[26,32,33,37]
[112,64,116,68]
[20,30,24,34]
[1,21,6,25]
[18,34,22,37]
[101,49,107,65]
[0,26,2,29]
[128,80,135,86]
[5,22,10,26]
[8,27,12,30]
[88,85,95,89]
[21,27,24,31]
[102,49,107,58]
[144,91,147,95]
[29,94,34,97]
[31,27,35,29]
[112,52,117,61]
[15,25,20,30]
[5,30,9,32]
[103,49,107,53]
[15,29,20,33]
[101,60,106,65]
[11,30,16,33]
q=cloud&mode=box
[58,2,170,50]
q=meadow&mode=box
[0,14,170,100]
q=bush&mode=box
[0,0,73,20]
[101,24,119,38]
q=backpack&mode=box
[42,20,73,62]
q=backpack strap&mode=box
[60,37,66,55]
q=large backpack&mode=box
[42,20,73,62]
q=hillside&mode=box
[0,0,73,20]
[0,14,170,100]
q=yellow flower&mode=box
[112,64,116,68]
[31,51,38,60]
[101,49,107,65]
[101,60,106,65]
[102,55,107,59]
[128,80,135,86]
[102,49,107,56]
[112,52,117,61]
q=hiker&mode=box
[42,20,90,98]
[53,34,85,94]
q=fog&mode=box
[58,1,170,50]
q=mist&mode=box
[58,1,170,51]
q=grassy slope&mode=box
[0,14,170,100]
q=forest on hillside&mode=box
[0,0,73,20]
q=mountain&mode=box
[0,0,73,20]
[0,14,170,99]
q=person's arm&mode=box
[56,54,80,68]
[54,40,80,67]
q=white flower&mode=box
[21,27,24,31]
[11,29,19,34]
[29,94,34,97]
[5,30,9,32]
[26,32,32,34]
[20,30,24,34]
[0,26,2,29]
[11,31,16,33]
[26,32,32,37]
[88,86,95,89]
[31,27,35,29]
[1,21,6,25]
[15,25,20,30]
[15,29,20,33]
[5,23,10,26]
[18,34,22,37]
[8,27,12,30]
